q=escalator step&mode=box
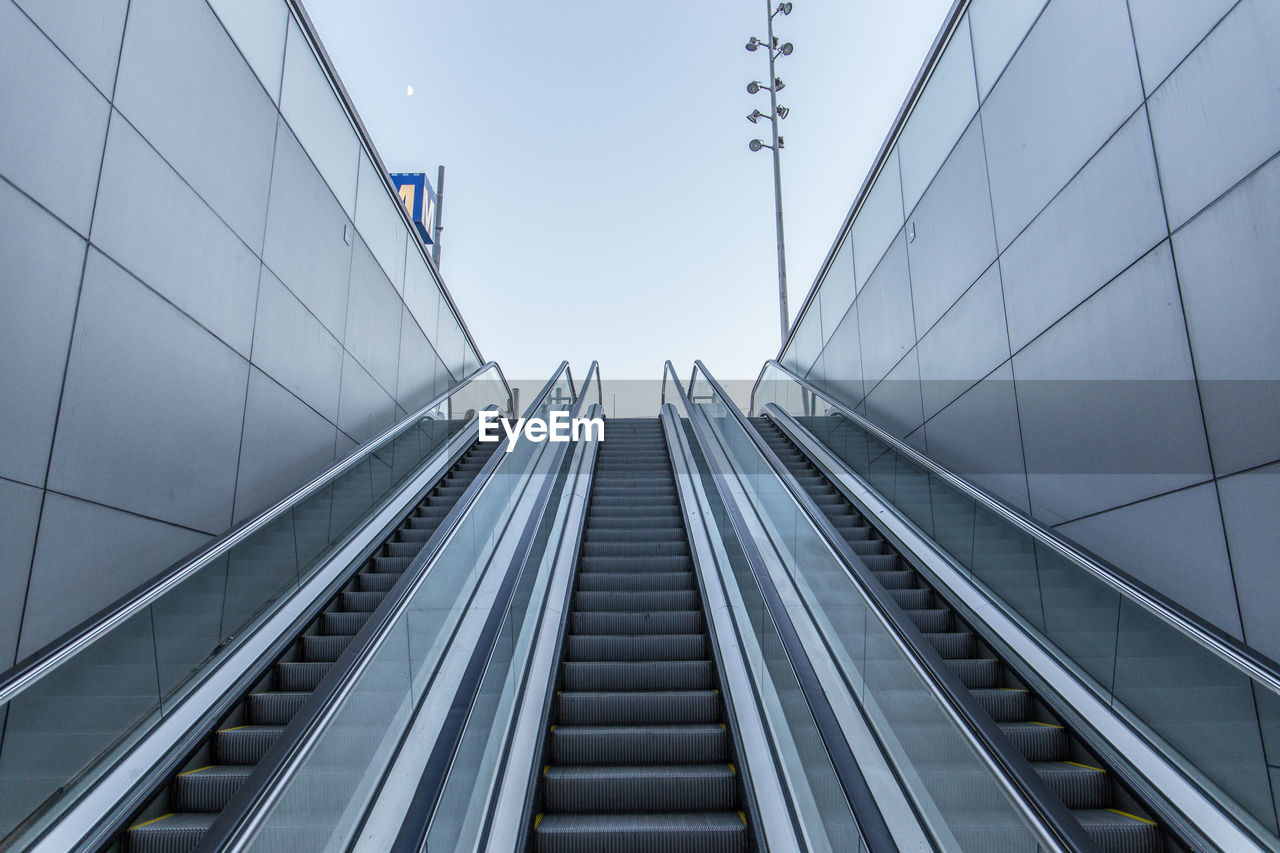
[572,611,704,635]
[557,691,721,726]
[586,517,684,531]
[887,588,933,609]
[904,608,952,633]
[1074,810,1162,853]
[583,523,687,538]
[543,765,735,813]
[372,555,412,573]
[535,812,747,853]
[383,541,424,559]
[872,570,916,590]
[172,764,253,812]
[573,591,700,612]
[581,541,689,558]
[860,554,899,572]
[578,556,694,573]
[301,633,354,662]
[341,590,387,612]
[248,691,310,725]
[551,725,729,765]
[944,658,1002,689]
[357,571,401,592]
[127,813,216,853]
[566,634,708,662]
[924,632,976,659]
[576,572,695,592]
[321,610,370,635]
[970,689,1033,722]
[1034,762,1110,809]
[277,660,332,691]
[563,660,714,691]
[214,726,281,764]
[999,722,1069,762]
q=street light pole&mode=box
[746,4,793,345]
[764,0,789,344]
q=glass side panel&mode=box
[667,366,863,853]
[0,365,508,846]
[242,369,574,851]
[691,365,1043,851]
[753,361,1280,838]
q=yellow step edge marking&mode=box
[737,811,747,825]
[549,725,558,731]
[728,763,736,774]
[177,765,214,777]
[719,723,726,729]
[534,814,544,829]
[543,765,550,775]
[217,725,248,733]
[1106,808,1157,825]
[129,813,174,830]
[1063,760,1105,773]
[1001,688,1028,692]
[1029,721,1063,728]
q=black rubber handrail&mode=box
[664,361,902,853]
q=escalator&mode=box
[530,418,749,853]
[122,439,496,853]
[750,416,1166,853]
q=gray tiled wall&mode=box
[0,0,482,665]
[783,0,1280,661]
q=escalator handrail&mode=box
[749,358,1280,698]
[392,362,601,853]
[0,361,515,708]
[197,361,575,853]
[664,361,901,853]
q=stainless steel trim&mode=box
[0,362,512,707]
[768,405,1269,852]
[484,403,601,852]
[750,359,1280,697]
[661,404,803,853]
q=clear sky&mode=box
[301,0,952,411]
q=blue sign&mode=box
[390,172,436,245]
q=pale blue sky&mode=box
[302,0,951,402]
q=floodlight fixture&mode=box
[779,42,793,56]
[776,105,789,119]
[747,109,766,124]
[749,139,766,152]
[747,81,761,94]
[745,37,760,51]
[775,2,793,15]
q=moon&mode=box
[406,84,414,96]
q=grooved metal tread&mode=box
[751,417,1163,852]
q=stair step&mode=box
[172,764,253,812]
[999,722,1069,762]
[215,725,281,764]
[563,660,714,691]
[535,812,746,853]
[574,590,700,612]
[128,813,216,853]
[576,572,695,592]
[1034,761,1110,809]
[551,725,729,765]
[571,611,704,635]
[248,691,309,726]
[557,691,721,726]
[566,634,708,662]
[543,765,735,813]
